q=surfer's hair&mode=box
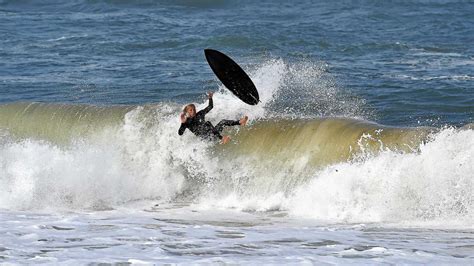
[183,104,196,113]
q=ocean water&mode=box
[1,0,473,264]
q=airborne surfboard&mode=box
[204,49,260,105]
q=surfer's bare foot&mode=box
[239,116,248,126]
[221,135,231,144]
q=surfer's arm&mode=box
[199,93,214,115]
[178,124,187,135]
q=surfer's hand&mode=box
[180,113,187,123]
[221,135,231,144]
[207,92,214,99]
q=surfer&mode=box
[178,92,248,144]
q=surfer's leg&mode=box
[215,120,240,133]
[212,116,247,144]
[215,116,248,133]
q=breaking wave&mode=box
[0,59,472,227]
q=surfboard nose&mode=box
[204,49,260,105]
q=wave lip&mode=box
[1,101,434,167]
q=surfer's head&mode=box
[183,104,196,118]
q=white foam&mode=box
[286,128,473,225]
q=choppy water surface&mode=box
[2,206,473,264]
[0,0,473,264]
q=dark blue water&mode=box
[1,0,473,126]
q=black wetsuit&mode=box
[178,98,240,140]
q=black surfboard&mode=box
[204,49,259,105]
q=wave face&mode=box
[0,100,472,227]
[208,127,473,226]
[0,102,134,143]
